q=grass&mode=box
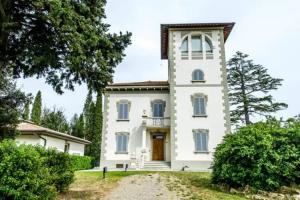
[57,171,248,200]
[161,172,248,200]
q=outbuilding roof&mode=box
[17,121,91,144]
[160,22,235,59]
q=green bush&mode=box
[0,140,56,200]
[211,121,300,191]
[36,147,74,193]
[70,155,93,171]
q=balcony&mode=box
[142,117,170,128]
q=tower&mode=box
[161,23,234,170]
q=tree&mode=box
[83,91,102,164]
[22,101,30,120]
[92,92,102,163]
[83,89,93,124]
[41,107,70,133]
[0,0,131,94]
[0,69,28,140]
[85,101,95,157]
[70,114,85,138]
[31,91,42,124]
[227,52,288,125]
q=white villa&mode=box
[100,23,234,171]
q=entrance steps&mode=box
[143,161,171,170]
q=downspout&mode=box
[35,133,47,147]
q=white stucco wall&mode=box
[68,141,85,156]
[16,133,86,156]
[168,29,229,170]
[101,92,170,165]
[15,134,43,146]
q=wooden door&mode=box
[152,135,164,160]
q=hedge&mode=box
[0,140,76,199]
[211,120,300,191]
[70,155,93,171]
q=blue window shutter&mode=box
[200,98,205,115]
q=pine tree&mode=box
[227,52,288,125]
[41,107,70,133]
[22,101,30,120]
[31,91,42,124]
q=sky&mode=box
[17,0,300,120]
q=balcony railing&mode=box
[142,117,170,128]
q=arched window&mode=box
[181,37,188,53]
[205,37,213,53]
[191,35,202,53]
[192,69,204,81]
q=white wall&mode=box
[15,134,43,146]
[68,141,85,156]
[16,133,86,156]
[169,29,228,167]
[102,92,170,162]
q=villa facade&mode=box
[100,23,234,171]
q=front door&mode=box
[152,134,164,160]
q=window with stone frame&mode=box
[117,100,131,120]
[191,93,207,117]
[116,132,129,153]
[193,129,209,152]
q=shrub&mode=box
[0,140,56,200]
[36,147,74,193]
[211,121,300,191]
[70,155,93,171]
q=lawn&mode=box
[57,171,247,200]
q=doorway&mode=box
[152,134,164,161]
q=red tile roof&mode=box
[161,22,235,59]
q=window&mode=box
[191,94,207,116]
[192,69,204,81]
[151,100,165,118]
[193,130,208,152]
[205,37,213,53]
[117,100,130,120]
[181,37,188,53]
[116,133,129,153]
[191,35,202,53]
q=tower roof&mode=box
[160,22,235,59]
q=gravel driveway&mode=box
[104,173,180,200]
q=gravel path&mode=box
[104,174,181,200]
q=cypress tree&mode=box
[22,101,30,120]
[85,101,95,157]
[92,92,102,164]
[70,113,85,138]
[31,91,42,124]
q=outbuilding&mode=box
[16,121,90,156]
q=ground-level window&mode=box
[193,130,208,152]
[116,133,129,153]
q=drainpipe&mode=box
[35,133,47,147]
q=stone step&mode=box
[143,161,171,170]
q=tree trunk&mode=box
[239,60,251,125]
